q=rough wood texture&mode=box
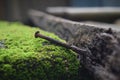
[29,10,120,80]
[72,29,120,80]
[28,10,120,41]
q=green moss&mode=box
[0,21,80,80]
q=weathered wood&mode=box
[29,10,120,80]
[28,10,120,41]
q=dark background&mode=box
[0,0,120,22]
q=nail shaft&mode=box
[35,31,87,54]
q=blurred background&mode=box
[0,0,120,24]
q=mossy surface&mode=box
[0,21,80,80]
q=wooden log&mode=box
[28,10,120,41]
[29,10,120,80]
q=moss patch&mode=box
[0,21,79,80]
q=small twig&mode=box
[35,31,87,54]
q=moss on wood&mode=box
[0,21,79,80]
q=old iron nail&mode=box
[35,31,87,54]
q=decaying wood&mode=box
[29,10,120,80]
[29,10,120,42]
[35,29,120,80]
[75,29,120,80]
